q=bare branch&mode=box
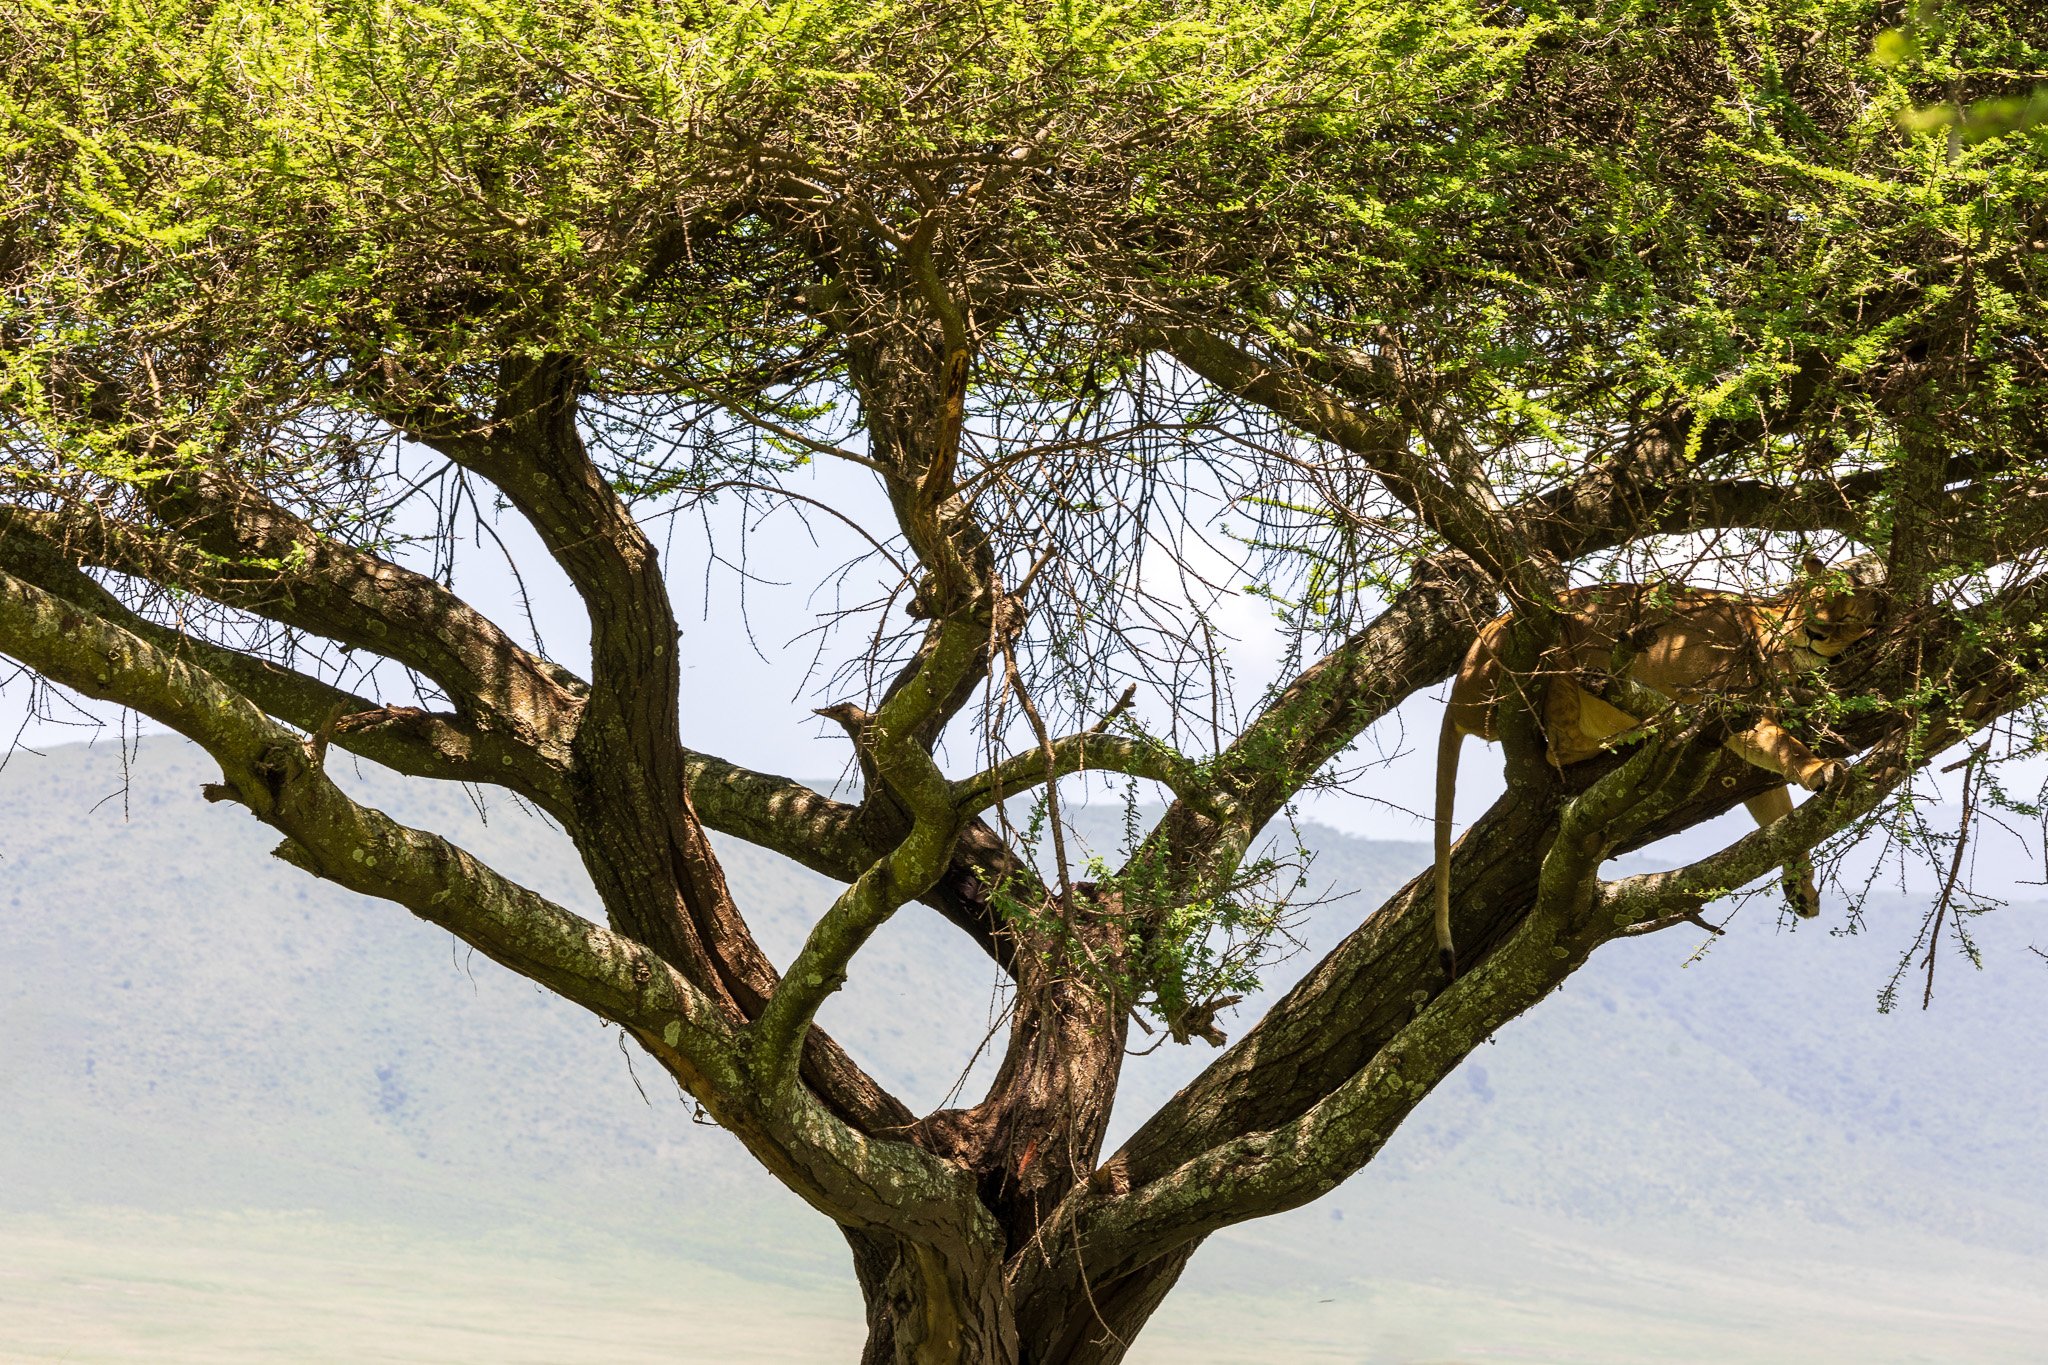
[682,746,1026,972]
[1153,322,1556,606]
[750,616,987,1090]
[0,556,984,1233]
[2,493,582,760]
[952,733,1217,822]
[0,509,566,804]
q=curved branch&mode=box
[952,731,1219,822]
[1057,897,1587,1280]
[1154,322,1553,605]
[0,508,569,807]
[682,747,1024,972]
[751,616,988,1091]
[0,558,986,1236]
[116,472,585,755]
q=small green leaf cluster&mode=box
[987,787,1307,1035]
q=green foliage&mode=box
[987,783,1308,1034]
[2,0,1513,377]
[11,0,2044,597]
[5,0,2046,1029]
[1877,1,2048,144]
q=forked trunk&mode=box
[1010,1250,1195,1365]
[850,1232,1192,1365]
[848,1228,1019,1365]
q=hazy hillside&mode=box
[4,736,2045,1362]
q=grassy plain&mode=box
[5,737,2045,1362]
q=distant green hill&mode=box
[4,737,2046,1362]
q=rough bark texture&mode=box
[8,477,2036,1360]
[9,12,2044,1353]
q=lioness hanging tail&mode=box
[1433,557,1882,978]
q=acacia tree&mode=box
[3,0,2045,1359]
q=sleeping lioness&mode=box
[1433,556,1883,976]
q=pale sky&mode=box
[0,449,1491,841]
[5,451,2035,897]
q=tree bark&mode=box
[847,1227,1019,1365]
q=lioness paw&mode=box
[1782,873,1822,918]
[1802,759,1848,792]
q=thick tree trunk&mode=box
[1013,1247,1195,1365]
[1004,772,1603,1355]
[847,1228,1019,1365]
[917,914,1128,1233]
[848,1224,1188,1365]
[880,858,1601,1364]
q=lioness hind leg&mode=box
[1546,685,1648,765]
[1744,787,1822,917]
[1779,858,1822,918]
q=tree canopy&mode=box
[3,0,2045,1360]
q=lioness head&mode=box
[1787,553,1885,664]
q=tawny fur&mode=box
[1433,557,1882,977]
